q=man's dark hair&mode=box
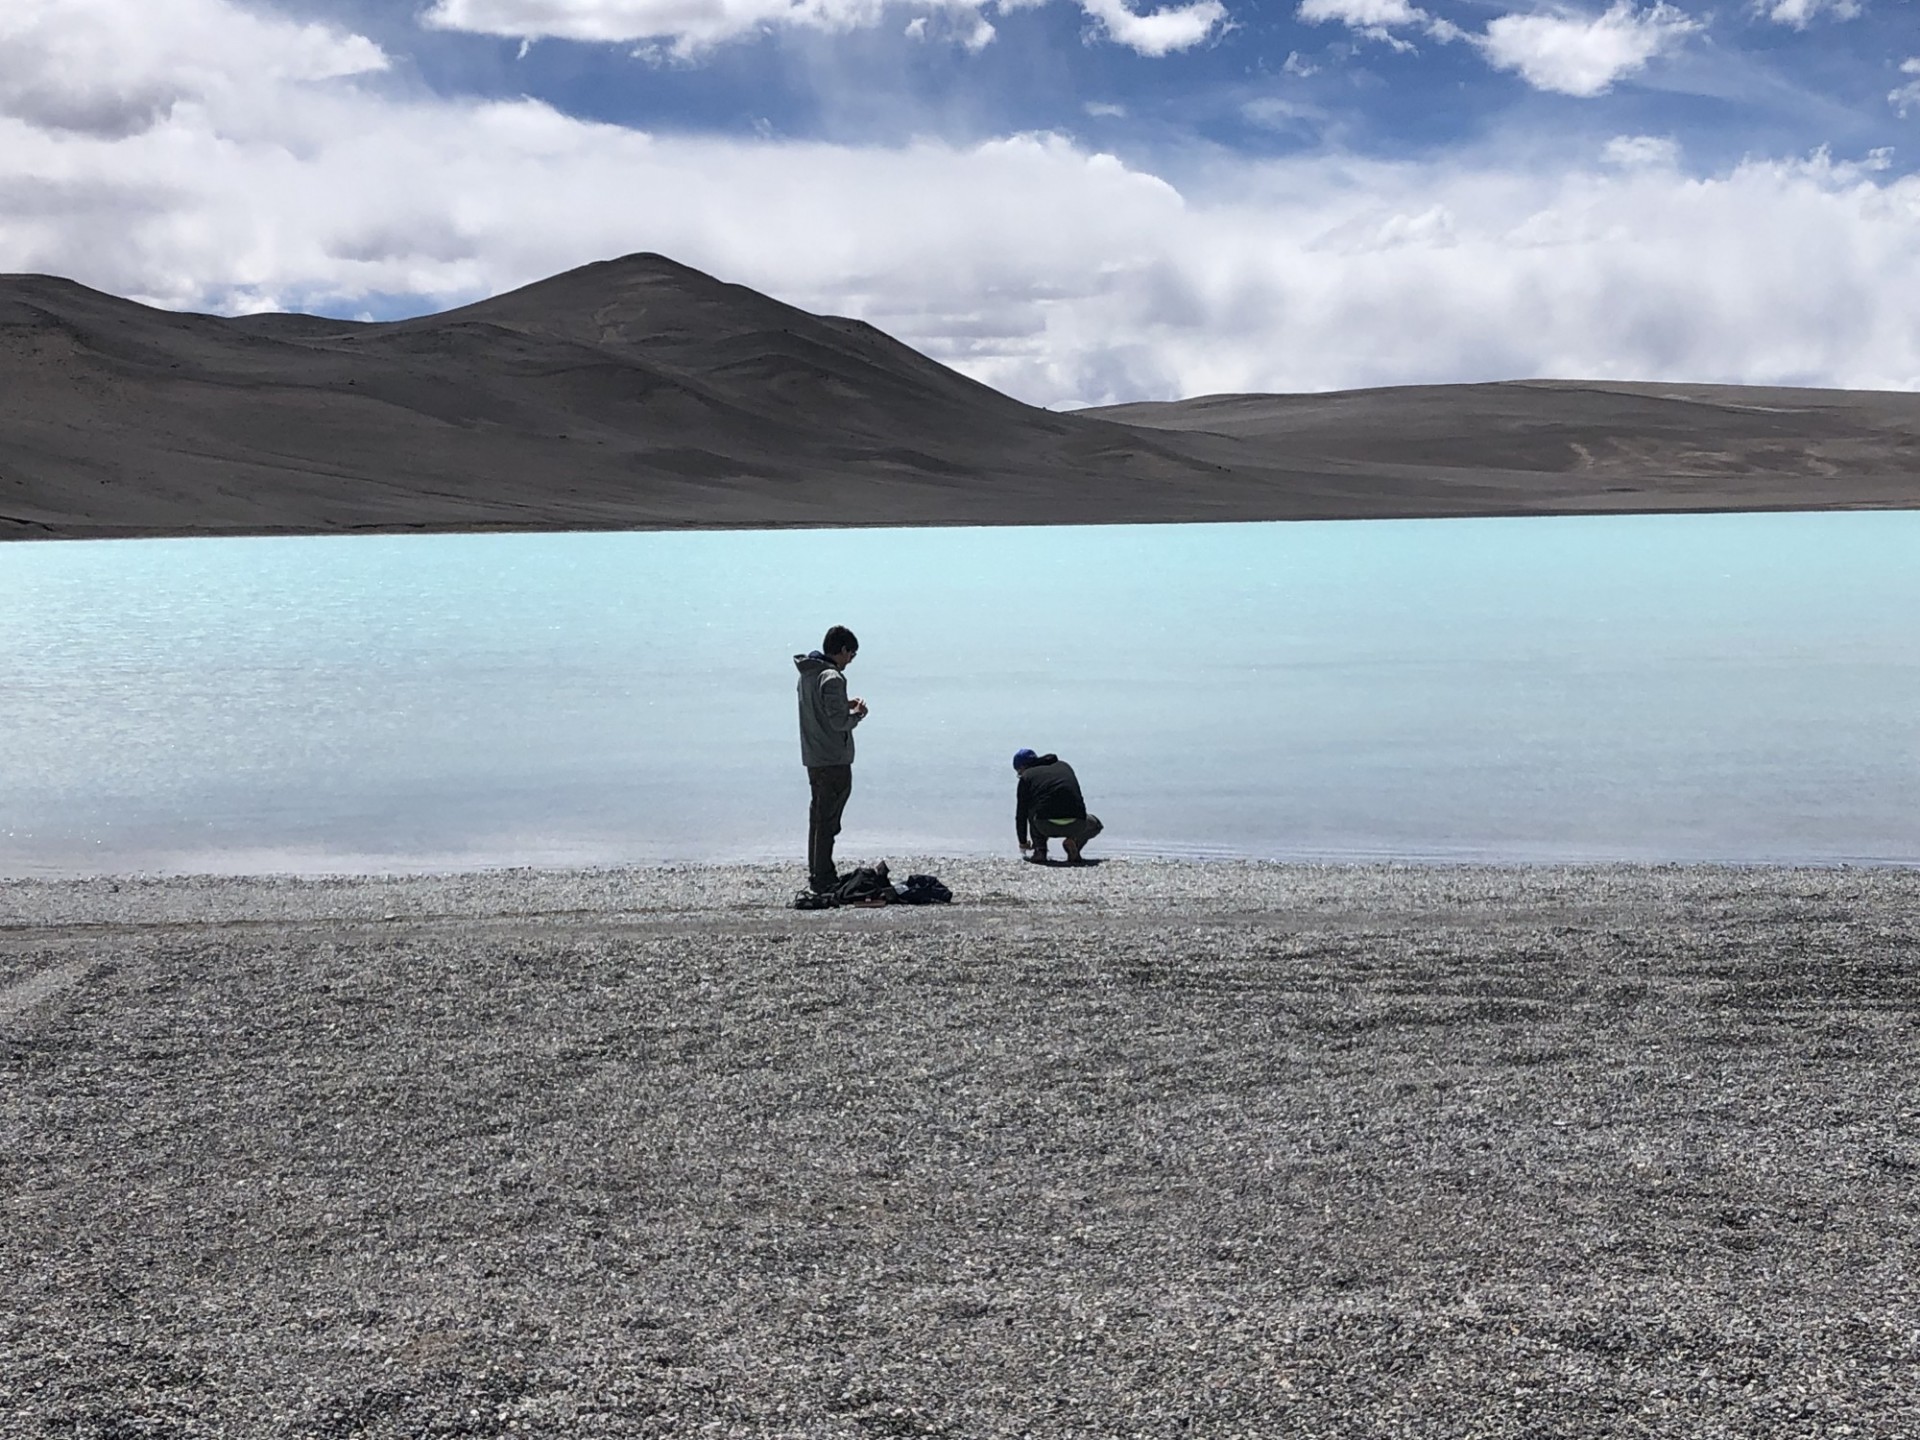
[823,625,859,656]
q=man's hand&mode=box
[849,697,869,719]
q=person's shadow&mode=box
[1026,856,1107,867]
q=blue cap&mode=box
[1012,748,1038,770]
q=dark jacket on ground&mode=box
[1015,755,1086,846]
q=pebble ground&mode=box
[3,860,1917,1438]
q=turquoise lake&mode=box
[1,513,1916,876]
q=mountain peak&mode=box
[585,251,713,279]
[415,250,800,355]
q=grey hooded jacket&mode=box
[795,651,862,767]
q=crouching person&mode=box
[1013,748,1103,865]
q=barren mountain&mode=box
[1,253,1915,539]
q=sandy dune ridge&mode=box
[4,253,1918,539]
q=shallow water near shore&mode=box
[1,512,1916,875]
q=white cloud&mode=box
[1602,133,1679,167]
[1298,0,1427,26]
[423,0,1223,56]
[1282,49,1319,76]
[1893,58,1920,119]
[1479,2,1699,98]
[1079,0,1227,54]
[7,0,1920,405]
[0,0,385,138]
[1757,0,1860,27]
[1295,0,1457,52]
[426,0,895,51]
[903,5,998,44]
[1241,96,1327,140]
[1300,0,1695,89]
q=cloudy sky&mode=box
[3,0,1917,403]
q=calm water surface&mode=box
[1,514,1916,875]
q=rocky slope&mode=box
[3,255,1916,538]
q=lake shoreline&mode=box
[5,855,1920,927]
[10,497,1920,544]
[6,860,1917,1434]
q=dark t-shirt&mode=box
[1015,756,1086,844]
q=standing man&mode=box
[795,625,868,894]
[1013,748,1103,865]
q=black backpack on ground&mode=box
[791,863,893,909]
[832,864,895,906]
[895,874,952,905]
[790,863,953,909]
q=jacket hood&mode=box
[794,650,831,674]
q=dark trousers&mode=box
[807,764,853,892]
[1031,812,1103,854]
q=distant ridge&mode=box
[2,253,1917,539]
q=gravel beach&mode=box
[4,860,1917,1438]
